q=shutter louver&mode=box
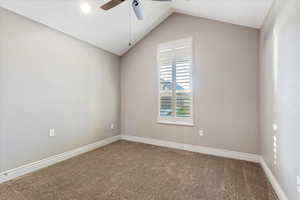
[158,38,193,123]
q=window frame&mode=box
[156,37,194,126]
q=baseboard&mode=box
[0,133,287,200]
[260,157,288,200]
[120,134,260,163]
[121,135,289,198]
[0,135,121,183]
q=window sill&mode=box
[157,120,194,127]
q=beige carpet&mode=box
[0,140,278,200]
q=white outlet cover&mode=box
[199,130,204,136]
[110,123,115,129]
[272,123,278,131]
[49,129,55,137]
[297,176,300,193]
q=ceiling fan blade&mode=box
[101,0,125,10]
[132,0,144,20]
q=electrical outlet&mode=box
[198,130,204,136]
[49,128,55,137]
[297,176,300,193]
[110,123,115,129]
[273,123,278,131]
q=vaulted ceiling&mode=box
[0,0,273,55]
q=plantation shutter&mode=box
[158,38,193,124]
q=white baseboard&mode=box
[0,135,121,183]
[260,157,288,200]
[121,135,289,199]
[0,133,287,200]
[120,134,260,163]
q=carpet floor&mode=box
[0,140,278,200]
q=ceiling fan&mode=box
[100,0,172,20]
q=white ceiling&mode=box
[0,0,273,55]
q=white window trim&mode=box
[156,37,195,126]
[157,118,194,127]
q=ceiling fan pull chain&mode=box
[129,0,133,46]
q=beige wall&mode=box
[260,0,300,199]
[121,13,260,154]
[0,7,120,172]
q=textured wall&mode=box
[121,13,260,154]
[260,0,300,199]
[0,7,120,172]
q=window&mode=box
[157,38,193,126]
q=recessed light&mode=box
[81,2,91,14]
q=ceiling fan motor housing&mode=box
[132,0,143,20]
